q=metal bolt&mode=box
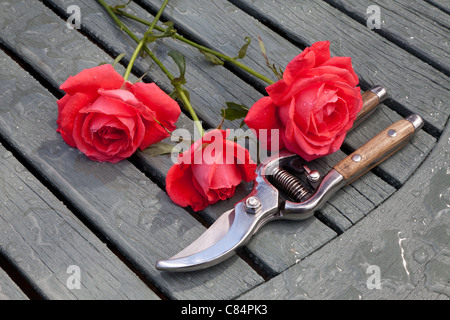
[388,129,397,138]
[303,165,320,182]
[245,196,261,214]
[352,154,362,162]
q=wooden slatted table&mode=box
[0,0,448,300]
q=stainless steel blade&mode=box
[171,209,235,259]
[156,158,281,272]
[155,204,257,272]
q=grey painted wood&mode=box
[40,0,435,274]
[140,0,450,133]
[424,0,450,15]
[41,0,259,131]
[0,142,158,300]
[12,0,434,217]
[28,0,339,276]
[0,267,28,300]
[324,0,450,75]
[0,4,264,299]
[0,0,439,288]
[239,122,450,300]
[129,0,437,186]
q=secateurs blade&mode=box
[155,86,419,272]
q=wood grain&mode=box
[0,11,264,299]
[335,119,416,182]
[0,0,442,292]
[202,0,449,133]
[0,143,158,299]
[239,116,450,300]
[325,0,450,75]
[0,267,28,300]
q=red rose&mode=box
[166,129,257,211]
[245,41,362,161]
[57,64,180,163]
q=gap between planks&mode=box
[0,24,271,293]
[0,45,171,300]
[5,0,441,285]
[321,0,450,77]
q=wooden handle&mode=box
[334,118,417,184]
[352,86,387,129]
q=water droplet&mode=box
[439,188,450,207]
[138,179,147,186]
[412,248,429,264]
[141,197,158,208]
[2,151,12,159]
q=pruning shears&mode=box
[156,86,423,272]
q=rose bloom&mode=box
[166,129,257,211]
[57,64,180,163]
[245,41,362,161]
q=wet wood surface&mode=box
[0,0,448,299]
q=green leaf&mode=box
[111,0,132,11]
[161,21,176,37]
[221,102,249,122]
[144,21,176,42]
[142,142,176,157]
[112,53,126,67]
[168,50,186,84]
[199,50,224,65]
[237,36,251,59]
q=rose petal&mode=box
[244,96,284,151]
[308,41,332,66]
[166,164,209,211]
[305,65,358,88]
[225,140,258,182]
[268,74,340,106]
[131,82,181,131]
[98,87,156,122]
[321,56,359,87]
[56,92,93,147]
[283,50,315,85]
[60,64,124,96]
[81,95,140,118]
[283,41,331,84]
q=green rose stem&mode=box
[97,0,204,136]
[123,0,169,81]
[112,8,275,86]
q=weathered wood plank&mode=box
[141,0,449,133]
[424,0,450,15]
[239,122,450,300]
[0,142,158,300]
[0,2,264,298]
[54,0,438,273]
[22,0,434,219]
[0,267,28,300]
[41,0,259,131]
[132,0,437,190]
[33,0,339,276]
[2,0,436,279]
[324,0,450,75]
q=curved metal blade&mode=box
[156,162,282,272]
[155,203,258,272]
